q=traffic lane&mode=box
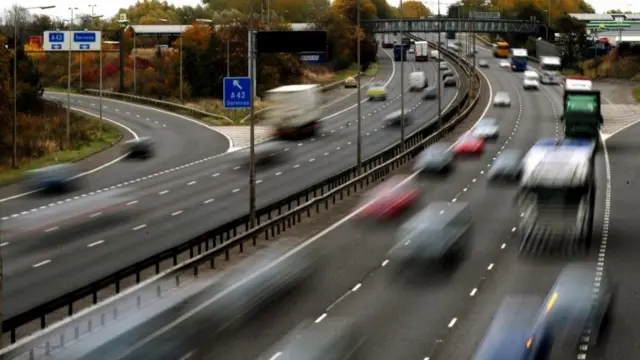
[596,122,640,360]
[2,73,452,315]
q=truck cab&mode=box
[539,56,561,84]
[263,84,323,139]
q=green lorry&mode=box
[562,90,603,140]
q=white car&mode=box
[479,60,489,68]
[472,118,500,139]
[493,91,511,107]
[444,76,457,87]
[439,62,449,70]
[523,78,540,90]
[499,60,510,68]
[408,47,415,54]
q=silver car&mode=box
[444,76,457,87]
[442,70,454,79]
[235,140,288,166]
[384,109,412,126]
[479,60,489,68]
[471,118,499,139]
[413,143,454,174]
[423,86,437,100]
[493,91,511,107]
[487,149,523,182]
[439,62,448,70]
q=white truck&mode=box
[539,56,562,84]
[263,84,323,139]
[415,41,429,61]
[409,71,428,91]
[382,34,394,48]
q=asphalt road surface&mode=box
[0,49,462,317]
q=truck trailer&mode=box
[393,44,407,61]
[414,41,429,61]
[515,139,596,256]
[562,90,603,141]
[263,84,323,139]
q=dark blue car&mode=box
[23,164,80,193]
[473,295,553,360]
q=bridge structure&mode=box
[363,17,539,34]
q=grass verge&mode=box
[0,116,122,186]
[45,86,80,94]
[634,87,640,103]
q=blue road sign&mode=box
[299,52,326,64]
[74,32,96,42]
[223,77,251,109]
[51,44,62,50]
[79,44,90,50]
[48,32,65,42]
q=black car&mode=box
[124,137,154,159]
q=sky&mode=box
[4,0,640,22]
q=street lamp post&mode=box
[249,0,256,229]
[67,6,79,149]
[159,18,185,101]
[356,0,362,174]
[437,0,442,127]
[12,5,56,169]
[400,0,405,152]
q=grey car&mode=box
[384,109,412,126]
[442,70,454,79]
[538,262,615,351]
[493,91,511,107]
[487,149,523,182]
[471,118,500,139]
[439,62,448,70]
[413,143,454,174]
[124,136,154,159]
[478,60,489,68]
[235,140,288,166]
[423,86,437,100]
[444,76,457,87]
[23,163,81,193]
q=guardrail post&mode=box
[88,319,92,332]
[137,295,141,308]
[113,306,118,319]
[74,326,79,339]
[29,349,34,360]
[156,285,161,297]
[45,341,50,355]
[59,333,64,348]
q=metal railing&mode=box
[0,45,481,355]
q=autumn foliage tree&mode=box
[400,1,431,18]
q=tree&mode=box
[400,1,431,18]
[370,0,396,19]
[112,0,180,26]
[606,9,632,14]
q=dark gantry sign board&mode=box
[256,31,327,53]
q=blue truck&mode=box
[393,44,407,61]
[510,48,529,72]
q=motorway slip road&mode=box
[0,49,463,318]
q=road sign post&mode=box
[223,77,252,109]
[42,31,101,52]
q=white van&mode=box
[430,50,441,61]
[523,70,540,90]
[409,71,428,91]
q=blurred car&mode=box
[124,137,154,159]
[443,76,457,87]
[523,71,540,90]
[487,149,523,182]
[479,60,489,68]
[493,91,511,107]
[344,76,358,88]
[357,175,421,220]
[423,86,437,100]
[258,317,364,360]
[442,69,455,79]
[538,262,615,350]
[23,163,81,193]
[439,62,449,70]
[413,143,454,174]
[408,46,415,54]
[384,109,412,126]
[234,140,288,166]
[471,118,500,139]
[388,201,472,268]
[499,60,510,68]
[472,295,553,360]
[367,82,387,101]
[467,51,476,57]
[454,135,484,155]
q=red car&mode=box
[454,135,485,155]
[357,175,421,219]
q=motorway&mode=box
[0,48,462,317]
[75,37,579,360]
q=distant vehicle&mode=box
[263,84,323,139]
[471,118,500,139]
[23,164,81,193]
[472,295,553,360]
[423,86,437,100]
[381,33,394,48]
[442,69,455,79]
[439,62,449,70]
[487,149,523,182]
[409,71,428,91]
[258,317,364,360]
[384,109,412,126]
[234,140,288,166]
[499,60,510,68]
[493,91,511,107]
[448,44,460,52]
[388,201,472,269]
[357,175,421,220]
[539,56,562,84]
[413,143,454,174]
[523,70,540,90]
[344,77,358,88]
[124,137,154,159]
[367,82,388,101]
[454,135,484,155]
[478,60,489,68]
[538,262,615,350]
[510,48,528,71]
[393,44,407,61]
[408,46,415,54]
[493,41,510,58]
[415,41,429,61]
[443,76,457,87]
[430,50,441,61]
